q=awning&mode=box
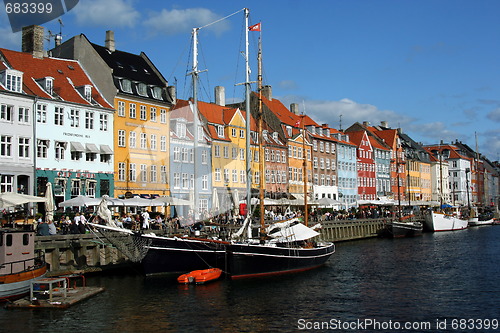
[86,143,100,153]
[100,144,114,155]
[70,141,85,152]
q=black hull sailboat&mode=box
[90,8,334,280]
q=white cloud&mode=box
[487,107,500,122]
[279,97,413,130]
[143,8,230,36]
[278,80,298,91]
[72,0,140,28]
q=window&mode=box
[129,131,136,148]
[201,150,208,164]
[18,107,29,123]
[84,85,92,102]
[232,147,238,160]
[152,86,163,100]
[182,173,189,188]
[214,145,220,157]
[160,136,167,151]
[254,171,260,185]
[224,169,230,183]
[140,164,147,182]
[160,109,167,123]
[202,175,208,190]
[231,128,236,137]
[240,148,245,160]
[173,173,180,188]
[71,179,81,197]
[173,147,180,161]
[232,170,238,183]
[140,105,147,120]
[5,70,22,92]
[160,166,167,184]
[140,133,147,149]
[240,170,246,184]
[37,139,49,158]
[37,104,47,123]
[138,83,148,96]
[181,148,189,162]
[118,101,125,117]
[176,122,186,138]
[121,79,132,93]
[86,151,96,162]
[0,136,12,157]
[85,111,94,129]
[118,162,126,181]
[150,107,157,122]
[0,104,13,122]
[150,165,157,183]
[150,134,157,150]
[54,107,64,125]
[215,168,221,182]
[18,137,29,158]
[129,103,136,118]
[240,130,245,138]
[129,163,136,182]
[217,125,224,138]
[190,174,194,189]
[70,109,79,127]
[223,146,229,159]
[118,130,126,147]
[99,114,108,131]
[0,175,13,192]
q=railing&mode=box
[0,252,44,275]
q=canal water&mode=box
[2,226,499,332]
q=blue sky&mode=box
[1,0,499,161]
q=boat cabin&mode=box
[0,229,36,275]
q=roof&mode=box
[0,48,112,109]
[260,92,318,128]
[91,42,165,86]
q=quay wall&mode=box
[35,217,423,275]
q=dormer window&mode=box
[176,121,187,138]
[217,125,224,138]
[272,132,278,141]
[1,69,23,93]
[151,86,163,100]
[36,77,54,95]
[120,79,132,93]
[84,85,92,102]
[286,126,292,137]
[137,82,147,96]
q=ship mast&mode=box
[302,114,308,227]
[257,31,266,238]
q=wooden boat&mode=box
[0,228,47,302]
[177,268,223,284]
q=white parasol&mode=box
[0,192,47,209]
[45,182,54,222]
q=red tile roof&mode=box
[259,93,318,128]
[0,48,112,109]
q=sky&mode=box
[1,0,499,161]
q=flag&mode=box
[294,118,301,127]
[248,23,261,32]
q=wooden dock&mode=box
[5,286,104,309]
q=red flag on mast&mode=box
[248,23,261,32]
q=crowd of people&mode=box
[35,205,404,236]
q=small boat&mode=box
[424,207,468,232]
[388,220,423,238]
[177,268,223,284]
[0,228,47,302]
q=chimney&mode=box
[380,121,388,128]
[363,121,369,126]
[105,30,115,52]
[262,85,272,100]
[22,25,44,58]
[290,103,300,115]
[215,86,225,106]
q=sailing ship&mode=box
[0,228,47,302]
[91,8,334,279]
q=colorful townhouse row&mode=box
[0,26,498,215]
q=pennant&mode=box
[248,23,261,32]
